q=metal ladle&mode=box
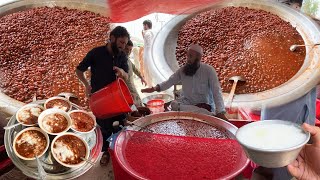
[3,122,23,130]
[80,157,95,166]
[226,76,246,109]
[290,43,320,51]
[57,92,78,101]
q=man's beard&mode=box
[111,41,120,56]
[183,59,200,76]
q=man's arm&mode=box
[75,69,91,97]
[132,63,147,85]
[114,66,129,80]
[158,69,182,91]
[208,67,227,119]
[132,63,142,79]
[115,53,129,81]
[141,68,182,93]
[76,50,93,98]
[76,69,90,87]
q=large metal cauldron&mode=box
[147,0,320,110]
[0,0,109,116]
[128,111,238,136]
[119,111,250,179]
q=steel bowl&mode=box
[236,120,310,168]
[141,93,174,106]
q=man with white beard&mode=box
[141,44,228,121]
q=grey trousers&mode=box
[170,100,214,115]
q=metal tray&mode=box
[4,100,103,180]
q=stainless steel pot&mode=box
[128,111,239,138]
[147,0,320,110]
[0,0,109,115]
[123,111,250,179]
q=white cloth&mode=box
[158,63,225,115]
[142,29,154,86]
[142,29,154,48]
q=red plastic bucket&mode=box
[89,78,134,119]
[147,99,164,114]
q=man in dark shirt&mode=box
[75,26,130,166]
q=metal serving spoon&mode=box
[290,43,320,51]
[226,76,246,109]
[80,157,95,166]
[3,122,23,130]
[57,92,78,101]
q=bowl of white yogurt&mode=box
[236,120,310,168]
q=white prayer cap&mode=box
[188,44,203,55]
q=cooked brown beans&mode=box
[0,7,110,108]
[176,7,305,94]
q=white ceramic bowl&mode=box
[44,96,72,112]
[13,127,49,161]
[236,120,310,168]
[51,132,90,168]
[16,104,44,126]
[68,110,96,134]
[38,109,71,135]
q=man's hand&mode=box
[141,87,155,93]
[287,123,320,180]
[137,106,151,116]
[216,113,229,121]
[85,85,92,99]
[76,69,92,99]
[114,66,128,80]
[140,77,147,86]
